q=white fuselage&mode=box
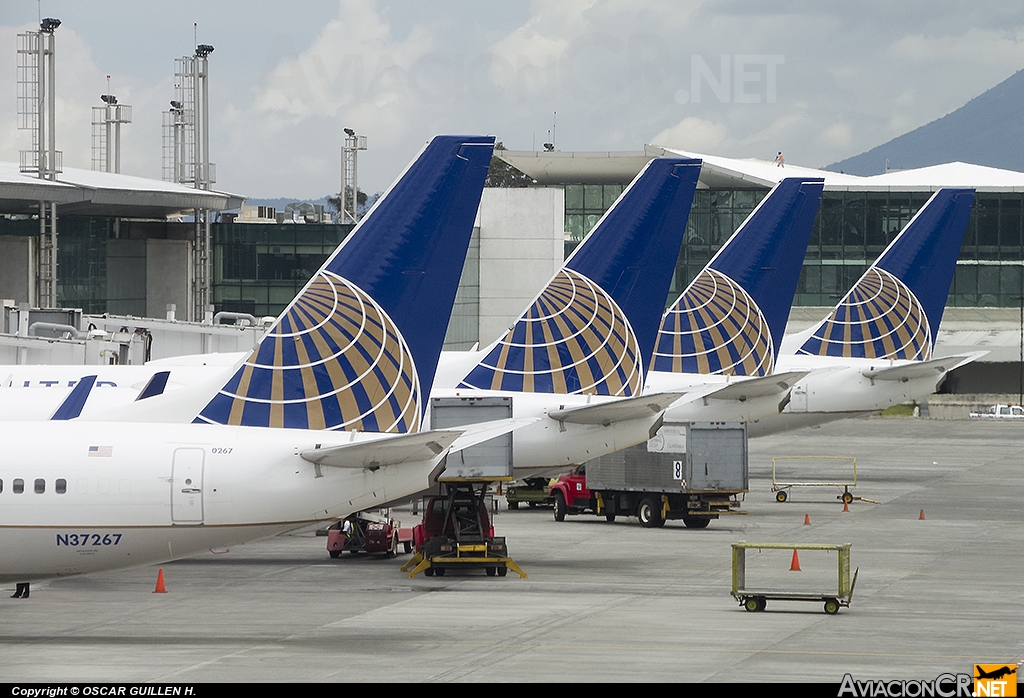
[0,421,444,582]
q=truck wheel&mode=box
[637,498,663,528]
[508,500,519,510]
[605,513,616,523]
[425,567,434,577]
[497,566,508,577]
[683,515,710,529]
[403,540,412,554]
[486,566,496,577]
[386,534,398,558]
[329,550,341,559]
[435,566,446,577]
[553,492,567,522]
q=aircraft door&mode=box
[171,448,205,524]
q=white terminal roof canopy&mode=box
[498,146,1024,192]
[0,161,244,218]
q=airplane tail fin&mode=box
[456,158,702,396]
[795,188,974,361]
[651,178,824,376]
[194,135,495,432]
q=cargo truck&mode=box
[547,422,748,528]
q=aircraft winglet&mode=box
[50,376,97,421]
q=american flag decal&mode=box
[88,445,113,457]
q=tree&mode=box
[485,141,534,188]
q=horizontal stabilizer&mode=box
[548,391,687,426]
[50,376,97,420]
[701,371,811,401]
[449,417,542,453]
[299,430,463,470]
[861,352,986,381]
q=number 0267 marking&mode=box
[56,533,122,546]
[211,447,233,454]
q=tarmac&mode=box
[1,417,1022,683]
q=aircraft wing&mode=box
[547,392,687,426]
[300,430,464,470]
[861,352,987,381]
[697,371,810,401]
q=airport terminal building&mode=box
[2,147,1024,393]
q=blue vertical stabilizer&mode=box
[457,158,702,396]
[796,188,974,360]
[195,135,495,431]
[651,178,824,376]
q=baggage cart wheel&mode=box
[824,598,840,615]
[744,597,759,612]
[553,492,567,522]
[842,492,854,504]
[776,490,788,503]
[756,597,767,612]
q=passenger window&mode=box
[13,479,24,494]
[35,479,45,494]
[0,479,3,493]
[56,479,67,494]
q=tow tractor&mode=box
[401,395,527,578]
[323,510,412,558]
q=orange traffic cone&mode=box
[803,514,811,525]
[843,501,850,513]
[789,549,802,572]
[153,568,167,594]
[919,509,926,520]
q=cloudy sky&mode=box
[3,0,1024,199]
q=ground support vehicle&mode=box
[323,510,403,558]
[548,422,748,529]
[401,396,526,578]
[505,478,553,509]
[401,483,527,578]
[731,542,858,615]
[771,456,878,504]
[970,404,1024,419]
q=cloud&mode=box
[650,117,731,152]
